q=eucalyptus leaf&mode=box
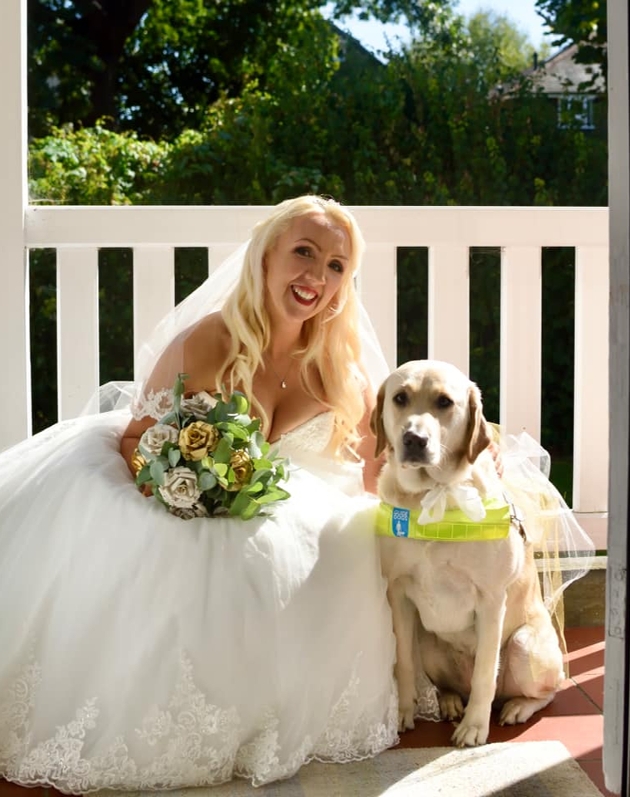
[168,448,181,467]
[149,459,166,486]
[198,471,217,491]
[135,464,152,485]
[159,411,179,428]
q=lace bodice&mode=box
[277,412,335,454]
[132,389,335,454]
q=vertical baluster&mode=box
[428,244,470,374]
[358,242,398,372]
[133,246,175,378]
[573,244,609,547]
[57,247,100,419]
[500,246,542,440]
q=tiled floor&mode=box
[0,626,612,796]
[397,625,613,796]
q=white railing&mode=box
[4,204,610,548]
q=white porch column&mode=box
[0,0,30,449]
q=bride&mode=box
[0,195,401,793]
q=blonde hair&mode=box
[217,195,367,458]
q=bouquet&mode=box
[133,375,290,520]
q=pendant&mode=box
[281,380,287,389]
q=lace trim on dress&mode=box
[0,649,398,793]
[131,389,175,421]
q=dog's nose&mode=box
[402,430,429,456]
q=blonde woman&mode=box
[0,196,399,793]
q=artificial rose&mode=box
[139,423,179,458]
[158,467,201,509]
[180,391,216,420]
[131,448,147,476]
[179,421,220,461]
[169,502,209,520]
[227,449,253,491]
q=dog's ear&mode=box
[465,382,491,463]
[370,381,388,458]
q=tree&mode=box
[534,0,606,84]
[28,0,454,139]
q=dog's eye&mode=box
[436,394,454,409]
[393,392,408,407]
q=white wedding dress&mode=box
[0,403,400,793]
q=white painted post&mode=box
[0,0,30,449]
[604,0,630,792]
[57,248,100,419]
[500,246,542,439]
[573,244,609,549]
[358,243,398,372]
[133,247,175,377]
[428,244,470,374]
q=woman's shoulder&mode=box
[181,312,231,385]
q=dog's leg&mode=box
[388,579,418,731]
[498,621,564,725]
[451,593,506,747]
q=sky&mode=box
[341,0,553,55]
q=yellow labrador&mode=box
[371,360,564,747]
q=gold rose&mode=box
[131,447,148,476]
[227,449,253,491]
[179,421,220,462]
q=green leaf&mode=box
[159,411,179,428]
[213,462,228,478]
[227,392,250,415]
[213,437,233,464]
[135,463,153,486]
[257,487,290,504]
[149,459,166,486]
[172,373,188,414]
[168,447,182,467]
[198,471,217,491]
[229,490,259,519]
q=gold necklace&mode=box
[266,355,293,389]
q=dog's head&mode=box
[370,360,491,486]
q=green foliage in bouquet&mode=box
[135,374,290,520]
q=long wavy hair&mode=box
[217,195,367,458]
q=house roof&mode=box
[525,43,605,94]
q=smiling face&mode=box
[263,211,351,330]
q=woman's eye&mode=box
[436,394,454,409]
[393,392,408,407]
[329,260,344,274]
[295,246,312,257]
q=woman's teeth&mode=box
[292,286,317,303]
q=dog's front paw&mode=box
[451,715,490,747]
[398,704,416,732]
[439,691,465,721]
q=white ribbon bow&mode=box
[417,484,487,524]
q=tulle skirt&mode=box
[0,411,398,792]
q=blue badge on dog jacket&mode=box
[376,500,513,541]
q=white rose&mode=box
[180,391,217,420]
[138,423,179,458]
[169,502,209,520]
[159,467,201,509]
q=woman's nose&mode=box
[305,257,326,283]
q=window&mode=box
[556,95,595,130]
